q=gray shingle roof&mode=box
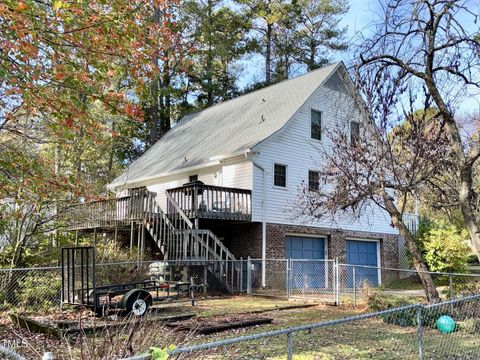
[109,63,340,189]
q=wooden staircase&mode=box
[143,190,239,292]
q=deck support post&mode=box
[114,226,118,250]
[137,224,141,259]
[130,221,134,250]
[75,230,79,246]
[204,265,208,295]
[141,224,145,257]
[93,228,97,246]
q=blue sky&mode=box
[239,0,480,117]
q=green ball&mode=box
[436,315,456,334]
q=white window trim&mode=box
[307,169,320,192]
[310,107,323,141]
[350,121,360,143]
[346,237,382,286]
[272,163,288,190]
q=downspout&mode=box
[246,151,267,287]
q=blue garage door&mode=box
[346,240,379,287]
[285,236,325,289]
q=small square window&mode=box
[189,174,198,182]
[308,171,320,191]
[351,122,360,143]
[311,109,322,140]
[274,164,287,188]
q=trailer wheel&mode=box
[125,291,152,316]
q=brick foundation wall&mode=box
[226,222,401,289]
[227,222,263,259]
[268,223,399,267]
[228,222,400,268]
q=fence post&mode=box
[334,258,340,306]
[247,257,252,294]
[239,257,244,293]
[353,266,356,308]
[287,332,293,360]
[286,259,291,299]
[203,265,208,295]
[449,274,454,300]
[416,306,424,360]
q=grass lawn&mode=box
[2,295,478,359]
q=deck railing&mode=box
[63,188,154,230]
[166,184,252,221]
[402,212,419,236]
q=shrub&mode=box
[417,219,469,274]
[366,291,442,328]
[93,243,151,286]
[94,242,147,263]
[16,271,61,311]
[367,290,421,311]
[467,254,479,264]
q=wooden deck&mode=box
[62,188,157,230]
[63,184,252,231]
[167,184,252,222]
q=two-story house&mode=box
[69,62,407,288]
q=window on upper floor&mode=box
[189,174,198,182]
[351,121,360,143]
[274,164,287,188]
[308,170,320,191]
[311,109,322,140]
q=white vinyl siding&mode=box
[251,70,397,234]
[146,157,252,211]
[147,168,217,211]
[222,158,253,189]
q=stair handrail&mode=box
[165,190,194,228]
[165,190,237,262]
[202,229,236,262]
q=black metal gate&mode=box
[61,246,96,307]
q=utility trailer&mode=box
[61,246,196,316]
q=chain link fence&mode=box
[2,258,480,311]
[0,259,250,311]
[0,266,62,311]
[121,293,480,359]
[337,264,480,306]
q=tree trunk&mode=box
[308,39,315,71]
[206,42,214,107]
[265,22,272,84]
[206,0,214,106]
[381,190,440,303]
[108,119,115,177]
[159,57,171,137]
[459,170,480,261]
[149,78,159,146]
